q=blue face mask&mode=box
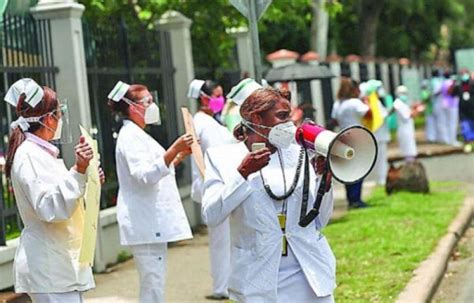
[462,74,470,82]
[399,95,408,102]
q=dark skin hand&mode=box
[312,156,333,192]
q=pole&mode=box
[248,0,262,84]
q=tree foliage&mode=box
[79,0,473,69]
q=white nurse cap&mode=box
[187,79,205,99]
[4,78,44,108]
[227,78,263,106]
[108,81,130,102]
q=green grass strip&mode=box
[325,182,465,302]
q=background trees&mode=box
[79,0,473,69]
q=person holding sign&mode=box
[187,79,234,300]
[107,81,193,303]
[202,78,336,302]
[3,79,101,303]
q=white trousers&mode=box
[130,243,168,303]
[371,142,388,185]
[277,270,334,303]
[446,107,459,145]
[29,292,83,303]
[208,217,231,296]
[434,101,450,144]
[425,114,437,142]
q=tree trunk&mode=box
[310,0,329,58]
[359,0,384,57]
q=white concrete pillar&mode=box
[367,61,376,80]
[391,63,400,89]
[380,62,390,92]
[31,0,92,167]
[310,80,325,125]
[228,27,254,78]
[156,11,196,116]
[329,61,341,100]
[350,61,360,82]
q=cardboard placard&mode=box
[181,107,205,177]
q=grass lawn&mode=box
[325,182,466,302]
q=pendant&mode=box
[278,214,288,256]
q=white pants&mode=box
[371,141,388,185]
[277,270,334,303]
[434,101,450,144]
[130,243,168,303]
[208,217,231,296]
[425,114,436,142]
[446,107,459,145]
[29,292,83,303]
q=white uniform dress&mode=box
[370,101,390,185]
[115,120,192,303]
[11,133,94,303]
[191,111,234,297]
[393,99,417,158]
[202,143,336,303]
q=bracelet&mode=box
[176,154,181,161]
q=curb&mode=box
[396,195,474,303]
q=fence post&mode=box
[156,11,196,118]
[30,0,92,167]
[228,27,254,78]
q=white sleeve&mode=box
[121,137,172,186]
[314,180,334,230]
[393,99,411,121]
[201,152,252,227]
[190,160,203,203]
[18,154,87,223]
[354,99,370,117]
[331,101,340,119]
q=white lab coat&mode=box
[11,138,94,293]
[393,99,417,158]
[371,101,390,185]
[115,120,192,246]
[331,98,369,129]
[191,111,234,203]
[191,111,234,296]
[202,143,336,302]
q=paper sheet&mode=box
[181,107,205,177]
[78,125,102,266]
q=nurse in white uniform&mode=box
[202,79,336,303]
[107,81,194,303]
[4,79,100,303]
[393,86,418,161]
[188,79,234,299]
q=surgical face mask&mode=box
[461,74,470,82]
[124,95,161,125]
[52,117,63,140]
[144,102,161,125]
[399,95,409,102]
[243,120,296,149]
[208,96,225,114]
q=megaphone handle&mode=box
[298,162,329,227]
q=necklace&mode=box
[259,147,304,204]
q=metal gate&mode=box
[0,12,58,245]
[83,17,176,209]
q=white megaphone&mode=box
[295,121,378,184]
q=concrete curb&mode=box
[396,195,474,303]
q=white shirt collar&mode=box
[24,132,60,158]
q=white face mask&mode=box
[243,120,297,149]
[52,117,63,140]
[144,103,161,125]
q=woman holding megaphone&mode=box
[202,78,336,302]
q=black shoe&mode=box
[349,201,369,209]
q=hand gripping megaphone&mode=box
[295,121,378,227]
